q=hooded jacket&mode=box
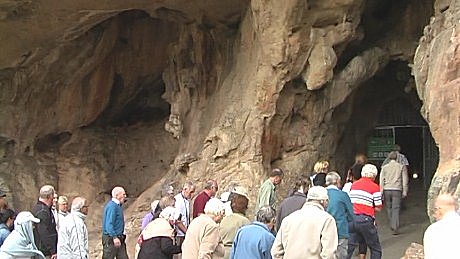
[137,217,181,259]
[0,213,45,259]
[57,211,88,259]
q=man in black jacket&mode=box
[32,185,58,259]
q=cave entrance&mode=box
[367,98,439,190]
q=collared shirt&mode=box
[174,192,190,237]
[349,178,382,218]
[424,212,460,259]
[326,186,354,239]
[256,179,276,211]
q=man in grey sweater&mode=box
[380,151,409,235]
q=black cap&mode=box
[0,190,6,197]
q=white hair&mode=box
[361,164,378,178]
[325,172,341,186]
[204,198,225,216]
[71,197,87,212]
[159,206,177,221]
[111,186,125,198]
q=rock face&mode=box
[0,0,456,257]
[413,0,460,221]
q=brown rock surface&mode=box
[413,0,460,220]
[0,0,457,257]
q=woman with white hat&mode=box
[0,211,46,259]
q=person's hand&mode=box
[113,237,121,247]
[51,254,57,259]
[402,193,407,199]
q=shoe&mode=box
[392,229,399,235]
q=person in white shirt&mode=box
[57,197,89,259]
[174,181,195,247]
[423,194,460,259]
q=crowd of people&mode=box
[0,144,459,259]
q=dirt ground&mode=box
[356,179,430,259]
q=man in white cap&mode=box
[347,164,383,259]
[271,186,338,259]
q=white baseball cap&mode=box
[232,186,249,199]
[307,186,329,201]
[15,211,40,224]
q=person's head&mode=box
[230,186,249,215]
[57,196,69,213]
[159,195,176,210]
[350,163,363,181]
[0,208,16,228]
[39,185,56,207]
[203,180,219,197]
[433,194,458,221]
[204,198,225,223]
[159,206,179,226]
[181,181,196,199]
[307,186,329,209]
[162,185,175,197]
[111,186,127,204]
[269,168,284,186]
[388,151,398,161]
[393,144,401,152]
[256,206,276,230]
[361,164,378,179]
[292,175,311,194]
[325,171,342,188]
[313,161,329,174]
[0,190,7,209]
[71,197,89,215]
[354,154,368,165]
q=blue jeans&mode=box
[346,215,382,259]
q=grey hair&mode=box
[326,172,341,186]
[159,195,176,209]
[71,197,87,212]
[182,181,195,190]
[256,206,276,224]
[111,186,125,198]
[39,185,55,199]
[388,151,398,160]
[204,180,217,190]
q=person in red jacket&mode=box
[192,180,218,218]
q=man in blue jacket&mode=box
[326,172,354,259]
[102,186,128,259]
[230,206,276,259]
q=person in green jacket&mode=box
[256,168,284,211]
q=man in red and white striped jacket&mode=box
[346,164,383,259]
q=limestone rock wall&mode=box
[0,0,454,257]
[413,0,460,220]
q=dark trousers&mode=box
[347,215,382,259]
[102,235,129,259]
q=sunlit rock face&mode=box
[2,0,456,256]
[413,0,460,221]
